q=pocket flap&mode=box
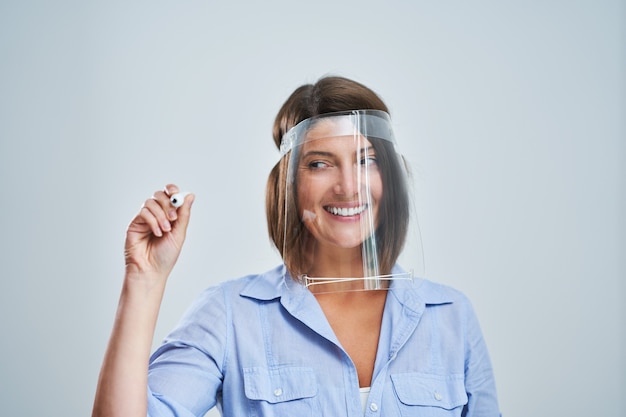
[243,366,318,403]
[391,372,467,410]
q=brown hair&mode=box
[266,76,409,278]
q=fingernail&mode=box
[168,210,177,221]
[162,220,171,232]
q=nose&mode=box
[333,165,360,196]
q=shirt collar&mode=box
[239,264,291,301]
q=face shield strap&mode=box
[279,110,396,157]
[298,271,414,293]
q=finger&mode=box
[153,190,178,222]
[142,205,166,236]
[142,198,171,233]
[164,183,180,197]
[131,205,163,237]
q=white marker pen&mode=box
[170,192,190,208]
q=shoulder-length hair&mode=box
[266,76,409,278]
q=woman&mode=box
[93,76,501,416]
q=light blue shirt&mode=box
[148,265,500,416]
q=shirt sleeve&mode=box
[461,295,501,417]
[147,285,228,417]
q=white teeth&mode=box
[326,205,366,216]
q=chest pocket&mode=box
[391,372,468,416]
[243,366,319,416]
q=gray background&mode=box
[1,1,624,416]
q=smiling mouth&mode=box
[324,205,367,217]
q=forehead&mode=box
[300,135,374,155]
[301,118,374,151]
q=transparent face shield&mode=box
[279,110,419,293]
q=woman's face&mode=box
[296,121,383,251]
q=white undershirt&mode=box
[359,387,371,414]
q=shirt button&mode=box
[434,391,443,401]
[274,388,283,397]
[369,402,379,412]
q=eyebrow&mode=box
[302,150,333,159]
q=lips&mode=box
[324,204,367,217]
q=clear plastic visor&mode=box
[280,110,414,293]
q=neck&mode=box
[304,244,390,293]
[306,244,364,278]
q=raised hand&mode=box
[124,184,194,277]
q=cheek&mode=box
[296,176,325,209]
[368,173,384,202]
[296,181,318,215]
[369,175,384,226]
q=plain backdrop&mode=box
[0,1,624,416]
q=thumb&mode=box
[170,193,195,241]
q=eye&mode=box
[361,155,378,167]
[308,160,330,169]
